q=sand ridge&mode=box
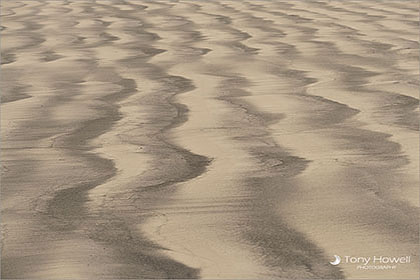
[1,0,419,279]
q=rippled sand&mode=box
[1,0,419,279]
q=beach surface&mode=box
[1,0,419,279]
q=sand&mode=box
[1,0,418,279]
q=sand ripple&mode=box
[1,0,418,279]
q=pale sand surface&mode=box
[1,0,418,279]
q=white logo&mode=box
[329,254,412,270]
[330,255,341,265]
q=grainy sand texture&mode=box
[1,0,419,279]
